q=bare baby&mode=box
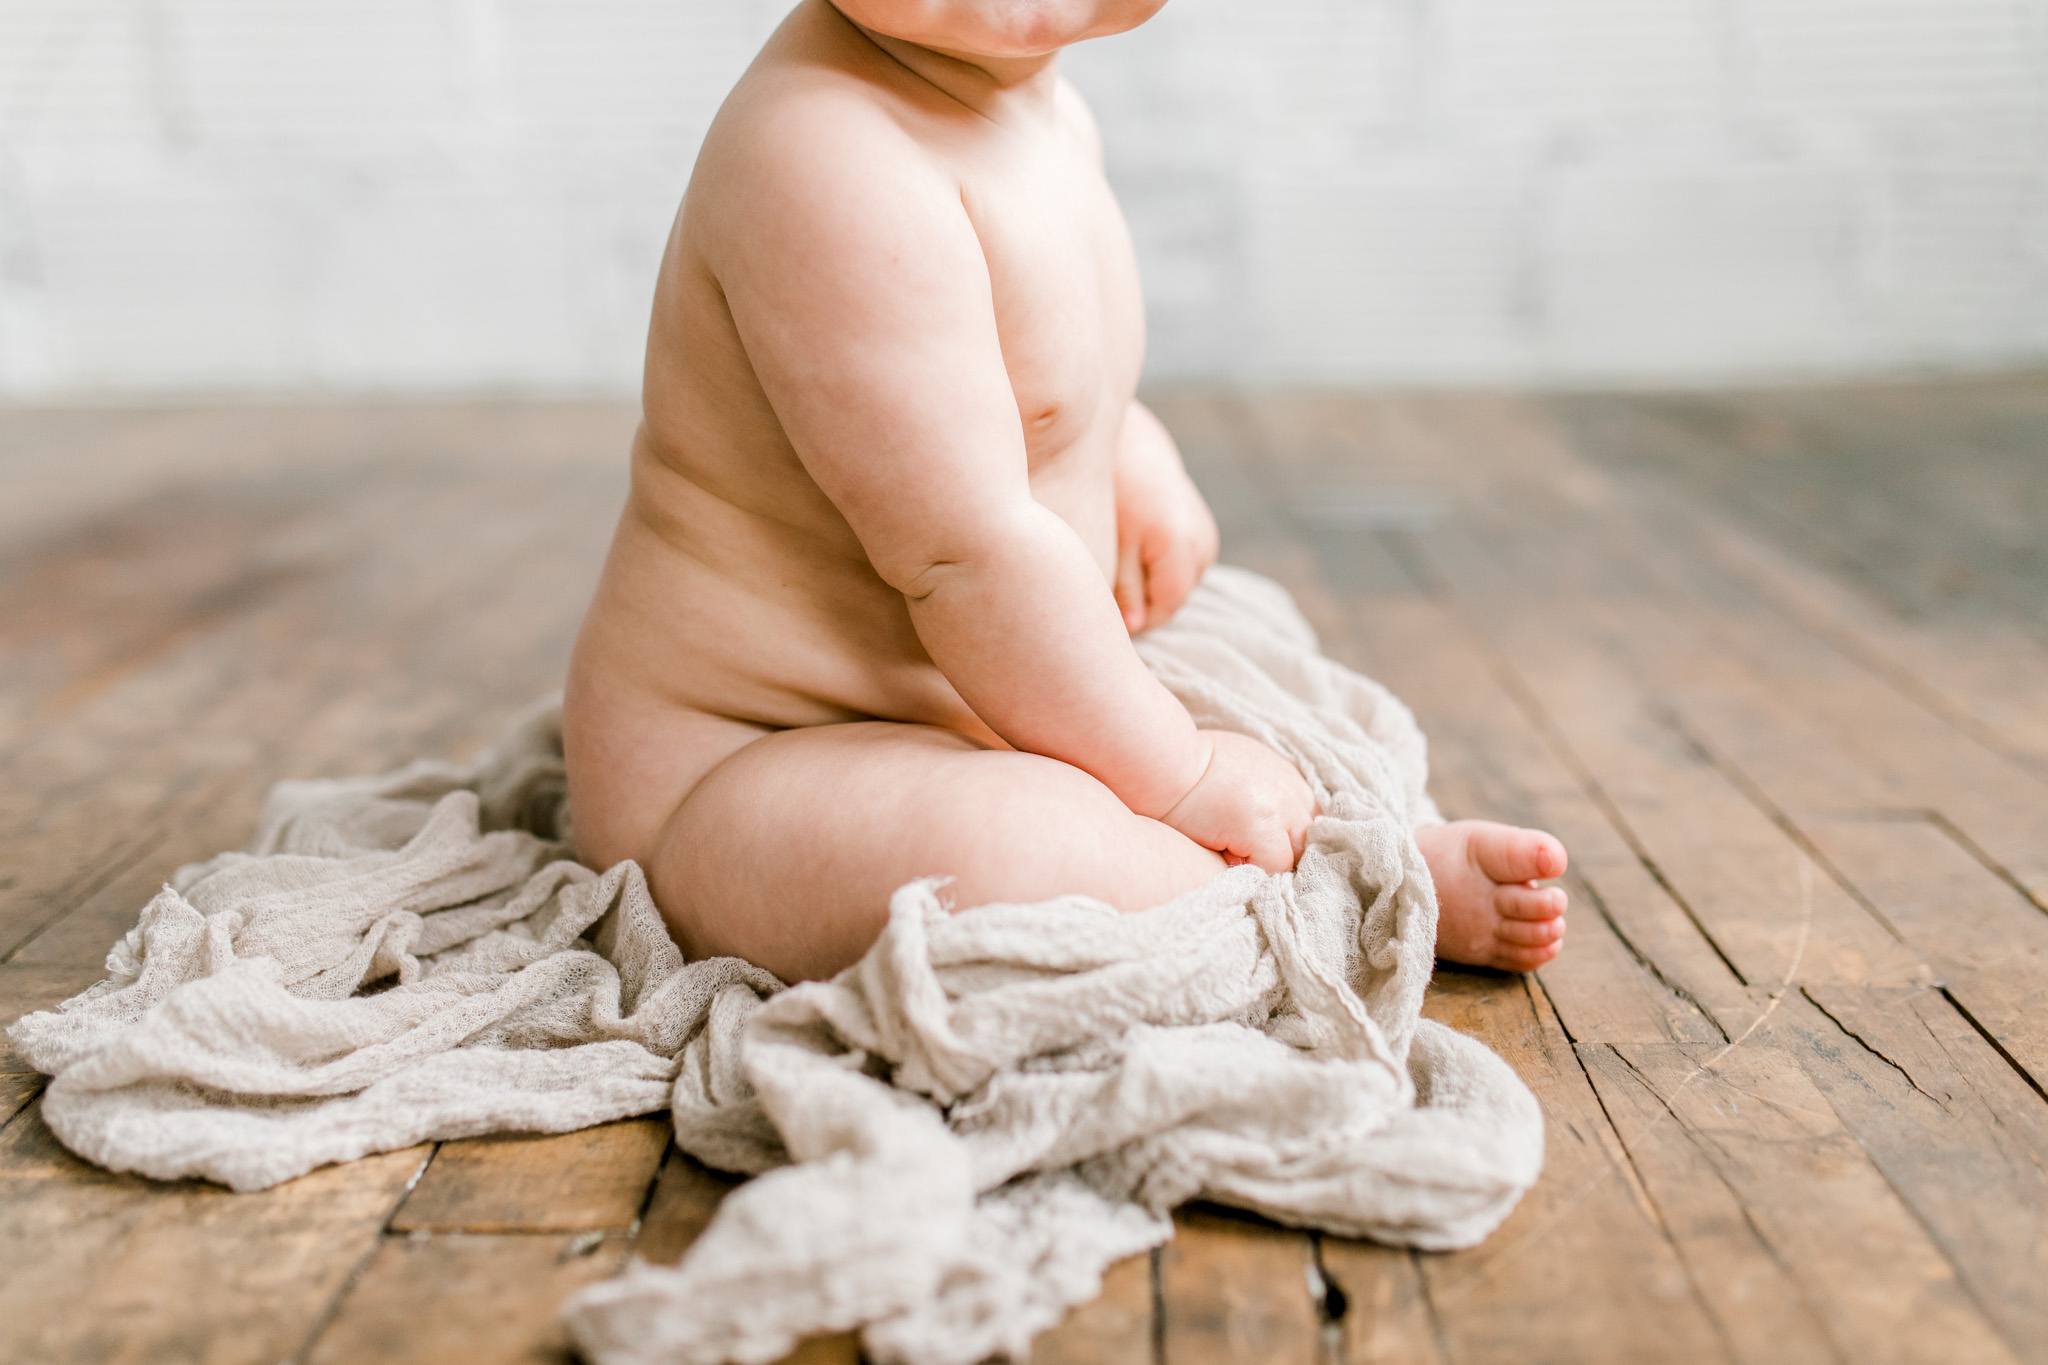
[562,0,1569,984]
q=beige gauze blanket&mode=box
[8,566,1543,1365]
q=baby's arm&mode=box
[699,91,1307,868]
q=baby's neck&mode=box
[830,7,1064,125]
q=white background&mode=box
[3,0,2046,396]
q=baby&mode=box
[562,0,1568,984]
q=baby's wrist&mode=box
[1145,733,1215,824]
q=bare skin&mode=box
[562,0,1568,983]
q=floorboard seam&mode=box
[1923,811,2048,920]
[290,1143,438,1365]
[1937,986,2048,1106]
[0,824,167,966]
[1568,876,1730,1042]
[1773,1026,2035,1361]
[1657,707,1916,948]
[1669,497,2048,792]
[1409,557,1752,987]
[1602,1040,1850,1365]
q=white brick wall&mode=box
[3,0,2045,396]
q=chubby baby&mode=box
[562,0,1569,983]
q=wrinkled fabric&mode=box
[8,566,1542,1365]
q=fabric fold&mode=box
[7,566,1542,1365]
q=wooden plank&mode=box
[1577,1024,2021,1365]
[1803,818,2048,1090]
[0,1074,38,1129]
[1031,1251,1156,1365]
[1317,588,1882,1365]
[0,959,101,1075]
[1658,491,2048,784]
[1320,590,1757,1033]
[392,1118,673,1233]
[0,1100,426,1365]
[631,1146,745,1266]
[0,404,624,968]
[1218,410,2036,1365]
[1288,395,2042,1365]
[1440,415,2048,913]
[1313,1240,1444,1365]
[1,795,263,974]
[1411,970,1729,1365]
[303,1231,633,1365]
[1568,1038,1838,1364]
[1419,518,1931,994]
[1776,984,2048,1363]
[1158,1205,1322,1365]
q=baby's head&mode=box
[830,0,1166,59]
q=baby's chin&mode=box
[830,0,1169,59]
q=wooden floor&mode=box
[3,379,2047,1364]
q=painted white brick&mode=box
[1432,0,1727,132]
[1536,149,1868,375]
[14,168,315,389]
[166,0,460,155]
[0,2,161,149]
[4,0,2048,395]
[1243,156,1534,382]
[1737,0,2048,119]
[1861,116,2048,357]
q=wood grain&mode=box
[391,1117,673,1234]
[7,388,2048,1364]
[0,1100,426,1365]
[1413,971,1729,1365]
[631,1146,746,1266]
[1031,1251,1156,1365]
[1158,1205,1321,1365]
[304,1231,633,1365]
[1314,1241,1444,1365]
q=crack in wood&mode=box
[290,1146,440,1365]
[1799,988,1954,1113]
[1570,874,1731,1044]
[1598,1042,1839,1365]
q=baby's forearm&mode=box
[902,502,1208,817]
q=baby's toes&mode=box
[1495,915,1565,949]
[1492,938,1564,972]
[1496,883,1567,921]
[1471,823,1569,885]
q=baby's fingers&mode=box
[1141,531,1200,628]
[1114,534,1147,632]
[1242,819,1305,874]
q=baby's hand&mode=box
[1162,731,1315,873]
[1113,404,1219,633]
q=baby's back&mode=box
[565,0,1147,868]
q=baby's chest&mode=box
[964,161,1145,448]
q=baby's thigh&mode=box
[650,721,1225,982]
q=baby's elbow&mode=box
[875,512,1046,603]
[891,555,968,603]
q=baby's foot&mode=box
[1415,820,1568,972]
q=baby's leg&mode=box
[1416,821,1569,972]
[648,721,1227,982]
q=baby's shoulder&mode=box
[684,54,985,300]
[696,47,951,223]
